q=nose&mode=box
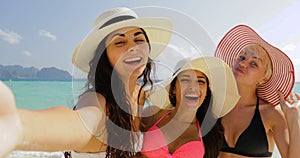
[128,42,139,53]
[188,82,199,91]
[239,60,248,68]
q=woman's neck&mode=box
[124,76,139,97]
[169,108,197,124]
[125,76,142,118]
[236,82,258,107]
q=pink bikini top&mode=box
[141,111,205,158]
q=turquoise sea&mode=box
[3,80,86,110]
[2,80,300,158]
[3,80,300,110]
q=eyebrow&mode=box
[134,31,144,36]
[241,51,263,62]
[110,33,125,39]
[110,31,144,40]
[252,56,263,62]
[179,74,206,79]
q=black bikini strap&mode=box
[255,97,260,109]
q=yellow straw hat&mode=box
[72,7,173,73]
[149,57,240,118]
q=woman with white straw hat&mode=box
[0,7,172,158]
[138,57,240,158]
[215,24,300,158]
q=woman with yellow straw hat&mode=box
[138,57,240,158]
[215,24,300,158]
[0,7,172,158]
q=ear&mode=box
[257,77,268,87]
[260,76,269,84]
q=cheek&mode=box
[139,43,150,55]
[254,71,267,82]
[107,53,117,68]
[233,60,239,69]
[259,68,267,76]
[200,86,207,101]
[175,85,181,97]
[174,82,183,100]
[106,48,125,68]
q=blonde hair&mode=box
[244,44,273,80]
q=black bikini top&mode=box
[221,98,272,157]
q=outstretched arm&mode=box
[0,81,104,157]
[16,106,93,151]
[279,93,300,158]
[0,81,23,157]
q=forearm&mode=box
[16,106,92,152]
[287,114,300,158]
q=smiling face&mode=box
[105,27,150,80]
[173,70,208,110]
[233,44,272,87]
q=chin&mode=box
[128,69,143,79]
[183,102,200,109]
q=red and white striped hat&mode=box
[215,24,295,106]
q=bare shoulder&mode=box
[259,101,285,127]
[141,106,169,131]
[77,91,106,110]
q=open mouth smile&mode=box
[184,94,199,101]
[124,56,142,64]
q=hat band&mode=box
[99,15,136,29]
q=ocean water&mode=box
[2,80,300,158]
[4,80,300,110]
[3,80,86,110]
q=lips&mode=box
[184,94,199,101]
[234,67,245,74]
[123,56,142,64]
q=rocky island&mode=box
[0,65,72,80]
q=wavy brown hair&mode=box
[82,28,153,158]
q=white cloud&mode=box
[39,29,57,41]
[292,58,300,65]
[281,44,297,52]
[23,50,32,57]
[292,58,300,82]
[0,28,22,45]
[166,44,203,58]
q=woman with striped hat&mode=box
[215,24,300,158]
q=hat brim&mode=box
[72,18,173,73]
[149,57,240,118]
[215,24,295,106]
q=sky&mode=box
[0,0,299,81]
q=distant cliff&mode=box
[0,65,72,80]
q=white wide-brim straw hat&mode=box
[215,24,295,106]
[149,57,240,118]
[72,7,173,73]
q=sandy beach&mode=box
[6,151,64,158]
[7,149,281,158]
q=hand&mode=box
[279,92,300,122]
[286,93,300,105]
[0,81,23,157]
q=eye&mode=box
[198,79,206,84]
[238,55,246,61]
[179,78,190,83]
[114,40,126,46]
[250,61,258,67]
[135,38,146,44]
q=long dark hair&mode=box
[84,28,153,158]
[169,77,223,158]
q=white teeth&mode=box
[124,57,141,63]
[185,94,199,98]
